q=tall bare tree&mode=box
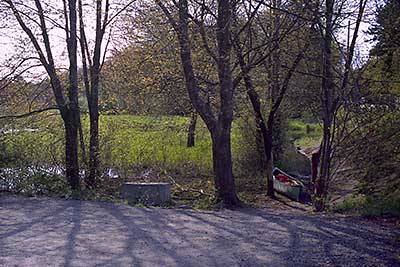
[77,0,108,187]
[156,0,240,207]
[2,0,81,190]
[77,0,135,187]
[233,0,315,196]
[314,0,367,211]
[1,0,135,190]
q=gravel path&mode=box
[0,195,399,267]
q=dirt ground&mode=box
[1,194,399,267]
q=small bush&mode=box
[1,168,70,197]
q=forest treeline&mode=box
[0,0,399,211]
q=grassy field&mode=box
[1,113,322,205]
[287,119,322,149]
[1,114,322,175]
[97,115,214,177]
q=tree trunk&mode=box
[63,111,80,191]
[156,0,240,207]
[88,109,99,187]
[245,75,268,171]
[234,38,276,197]
[77,0,105,189]
[314,0,334,211]
[6,0,81,192]
[86,0,104,188]
[314,122,332,211]
[78,116,87,167]
[311,147,321,185]
[264,0,280,198]
[187,111,197,147]
[264,123,275,197]
[65,0,80,192]
[265,156,274,196]
[211,130,240,207]
[314,0,366,212]
[247,84,275,197]
[245,93,276,198]
[254,125,265,167]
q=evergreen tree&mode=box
[368,0,400,73]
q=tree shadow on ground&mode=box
[0,195,398,267]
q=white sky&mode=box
[0,0,127,80]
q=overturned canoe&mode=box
[273,168,304,202]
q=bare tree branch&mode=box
[0,106,58,119]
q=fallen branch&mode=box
[0,107,58,119]
[166,173,213,197]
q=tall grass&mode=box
[97,115,214,177]
[1,114,323,177]
[1,113,322,200]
